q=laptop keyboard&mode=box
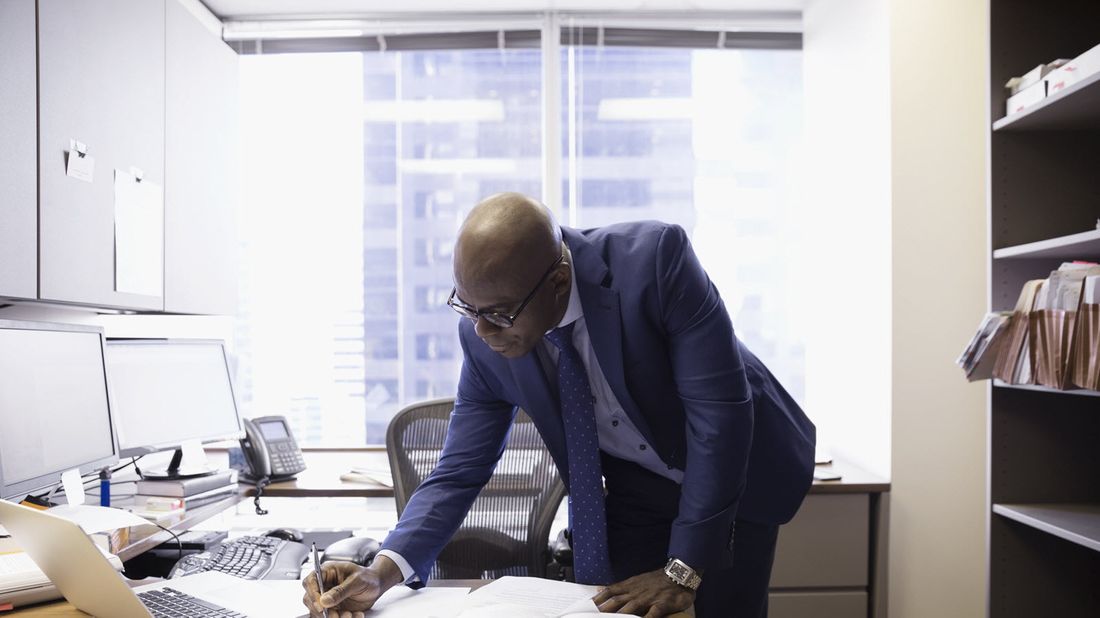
[138,587,246,617]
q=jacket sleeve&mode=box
[656,223,754,572]
[378,325,516,585]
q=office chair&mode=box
[386,397,566,580]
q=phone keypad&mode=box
[272,441,304,475]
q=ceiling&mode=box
[201,0,806,21]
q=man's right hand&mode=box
[302,554,404,618]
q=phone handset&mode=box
[239,416,306,515]
[240,416,306,482]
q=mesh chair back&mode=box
[386,397,565,580]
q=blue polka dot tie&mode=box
[545,322,614,585]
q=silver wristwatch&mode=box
[663,557,702,591]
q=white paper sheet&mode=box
[254,581,468,618]
[114,168,164,296]
[367,586,471,617]
[47,504,152,534]
[60,469,85,506]
[457,576,603,617]
[182,440,209,468]
[65,139,95,182]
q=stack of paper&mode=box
[972,263,1100,390]
[456,577,618,618]
[0,545,123,608]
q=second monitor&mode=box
[105,339,243,479]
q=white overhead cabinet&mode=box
[0,0,38,300]
[165,0,240,315]
[38,0,167,311]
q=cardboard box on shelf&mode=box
[1046,42,1100,95]
[1006,80,1047,115]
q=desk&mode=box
[7,580,693,617]
[6,452,882,618]
[771,460,890,618]
[258,450,393,499]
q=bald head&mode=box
[454,193,562,291]
[451,193,572,358]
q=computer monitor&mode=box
[0,320,120,501]
[104,339,243,478]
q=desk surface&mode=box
[7,579,691,617]
[6,449,867,617]
[117,451,887,562]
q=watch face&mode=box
[668,562,689,580]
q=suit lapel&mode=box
[565,229,657,449]
[507,352,570,485]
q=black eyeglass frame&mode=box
[447,253,565,328]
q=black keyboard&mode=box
[138,587,245,617]
[168,535,310,580]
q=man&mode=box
[305,193,815,617]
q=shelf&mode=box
[993,68,1100,131]
[992,380,1100,397]
[993,229,1100,260]
[115,494,242,562]
[993,503,1100,553]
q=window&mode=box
[562,44,805,404]
[236,23,803,445]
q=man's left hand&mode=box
[592,569,695,617]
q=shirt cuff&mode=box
[375,549,420,585]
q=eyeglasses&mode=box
[447,254,565,329]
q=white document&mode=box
[457,576,613,618]
[60,468,86,506]
[1084,275,1100,304]
[181,440,209,468]
[47,504,153,534]
[113,168,164,297]
[253,581,468,618]
[366,586,471,617]
[65,139,95,182]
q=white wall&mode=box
[804,0,989,614]
[888,0,988,616]
[801,0,892,478]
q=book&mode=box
[135,470,237,498]
[132,483,238,511]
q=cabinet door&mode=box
[165,0,240,315]
[0,0,37,300]
[771,493,870,587]
[38,0,165,311]
[770,591,868,618]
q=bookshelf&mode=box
[988,2,1100,615]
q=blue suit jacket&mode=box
[382,221,816,584]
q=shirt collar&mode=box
[552,244,583,331]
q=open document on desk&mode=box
[279,576,623,617]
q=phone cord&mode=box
[253,476,270,516]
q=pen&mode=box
[312,542,329,618]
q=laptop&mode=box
[0,500,307,617]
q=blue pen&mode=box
[99,467,111,507]
[312,543,329,618]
